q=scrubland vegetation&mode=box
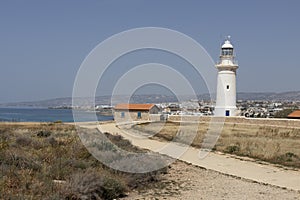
[133,121,300,168]
[0,122,166,199]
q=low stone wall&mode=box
[167,115,202,122]
[167,115,300,128]
[149,114,161,121]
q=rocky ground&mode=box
[123,161,300,200]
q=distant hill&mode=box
[236,91,300,101]
[0,95,180,108]
[1,91,300,108]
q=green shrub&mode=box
[225,144,240,154]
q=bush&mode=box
[4,152,41,171]
[277,152,299,162]
[71,160,88,169]
[104,132,143,153]
[37,130,51,137]
[225,144,240,154]
[46,137,58,146]
[63,169,127,200]
[101,176,127,200]
[274,109,297,118]
[109,154,168,188]
[15,136,32,146]
[0,136,10,151]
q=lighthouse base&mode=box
[214,106,237,117]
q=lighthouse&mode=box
[215,36,239,116]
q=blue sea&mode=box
[0,108,113,122]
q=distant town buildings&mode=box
[106,99,299,120]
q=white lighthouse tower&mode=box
[215,36,239,116]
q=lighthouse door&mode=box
[225,110,230,116]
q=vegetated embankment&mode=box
[133,117,300,168]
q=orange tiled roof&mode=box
[288,110,300,118]
[114,103,155,111]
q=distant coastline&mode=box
[0,107,113,122]
[1,92,300,109]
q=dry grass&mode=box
[0,122,167,199]
[133,121,300,168]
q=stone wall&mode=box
[149,114,161,121]
[167,115,300,128]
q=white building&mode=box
[215,36,239,116]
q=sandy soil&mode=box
[123,161,300,200]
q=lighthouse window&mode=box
[222,49,233,56]
[226,85,230,90]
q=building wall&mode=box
[149,114,162,121]
[149,106,160,114]
[113,106,160,123]
[114,110,151,123]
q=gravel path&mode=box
[124,161,300,200]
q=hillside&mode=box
[1,91,300,108]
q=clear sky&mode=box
[0,0,300,103]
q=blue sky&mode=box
[0,0,300,103]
